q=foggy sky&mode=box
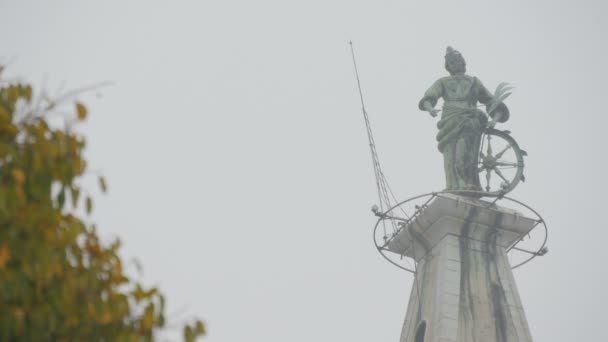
[2,1,607,341]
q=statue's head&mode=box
[445,46,466,75]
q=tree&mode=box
[0,75,205,341]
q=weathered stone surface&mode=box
[387,194,536,260]
[396,194,534,342]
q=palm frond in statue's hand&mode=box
[488,82,513,115]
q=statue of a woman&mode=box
[419,47,510,192]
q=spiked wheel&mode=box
[478,128,526,196]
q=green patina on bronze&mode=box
[419,47,510,192]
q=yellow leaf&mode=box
[43,228,54,242]
[2,123,18,137]
[133,284,145,301]
[111,261,123,283]
[100,311,113,324]
[143,287,157,298]
[75,102,87,120]
[66,316,79,328]
[0,245,11,270]
[11,168,25,185]
[6,86,18,103]
[23,85,33,102]
[0,106,10,123]
[141,305,155,330]
[12,307,25,321]
[195,320,206,335]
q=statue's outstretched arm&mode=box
[418,79,443,118]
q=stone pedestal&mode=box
[387,194,535,342]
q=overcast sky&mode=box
[2,0,607,341]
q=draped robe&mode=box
[419,75,509,191]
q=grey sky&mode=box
[2,0,607,341]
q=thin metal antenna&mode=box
[349,41,368,114]
[349,41,388,236]
[349,41,409,232]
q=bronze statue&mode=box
[419,47,510,192]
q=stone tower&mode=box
[386,194,537,342]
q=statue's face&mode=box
[446,55,466,75]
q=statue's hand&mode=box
[487,111,504,128]
[487,118,498,128]
[422,101,439,118]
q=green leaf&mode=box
[184,326,194,342]
[70,186,80,208]
[85,196,92,214]
[98,176,107,193]
[57,188,66,209]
